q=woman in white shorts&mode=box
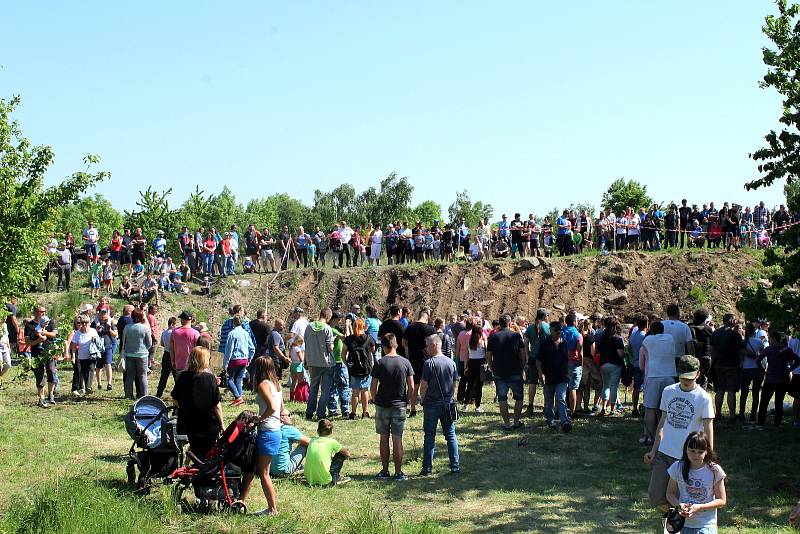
[369,224,383,265]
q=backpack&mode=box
[345,336,373,377]
[291,380,309,402]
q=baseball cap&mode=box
[677,355,700,379]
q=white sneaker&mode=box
[253,508,277,516]
[474,406,484,413]
[78,389,86,395]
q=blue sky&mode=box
[2,1,789,218]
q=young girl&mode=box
[289,335,305,398]
[666,431,727,534]
[102,258,114,294]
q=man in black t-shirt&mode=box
[486,315,527,431]
[171,359,224,460]
[710,314,744,421]
[370,333,415,481]
[249,309,272,358]
[537,322,572,432]
[378,304,406,357]
[402,308,436,416]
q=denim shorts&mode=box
[257,429,282,457]
[349,375,371,389]
[568,363,582,390]
[494,375,524,402]
[375,405,406,435]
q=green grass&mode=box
[0,363,798,534]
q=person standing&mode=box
[122,308,152,400]
[645,355,714,506]
[524,309,549,417]
[92,307,118,392]
[155,317,177,397]
[537,321,572,432]
[561,312,583,417]
[27,305,58,408]
[82,221,99,258]
[170,311,200,377]
[327,311,350,418]
[402,308,437,416]
[223,315,256,406]
[251,356,283,516]
[757,330,800,426]
[370,334,415,481]
[419,333,460,475]
[378,304,406,357]
[486,315,527,431]
[710,314,744,422]
[639,321,676,445]
[304,308,336,420]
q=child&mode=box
[132,260,145,281]
[308,242,317,267]
[102,258,114,294]
[89,257,102,298]
[201,276,211,296]
[666,431,726,534]
[173,273,189,294]
[289,335,305,399]
[242,257,255,274]
[304,418,351,486]
[159,272,173,292]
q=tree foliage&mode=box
[748,0,800,190]
[447,190,493,228]
[601,178,653,215]
[738,2,800,333]
[411,200,443,228]
[179,186,214,231]
[0,96,108,300]
[55,193,123,244]
[124,187,182,258]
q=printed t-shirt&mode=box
[658,383,714,459]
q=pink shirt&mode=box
[456,330,471,362]
[170,326,200,371]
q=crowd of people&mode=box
[39,199,800,298]
[4,293,800,528]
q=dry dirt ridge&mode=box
[200,251,761,328]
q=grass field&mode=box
[0,360,798,534]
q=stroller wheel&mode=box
[230,501,247,515]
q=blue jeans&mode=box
[226,364,246,399]
[601,363,623,406]
[543,382,569,425]
[422,403,460,472]
[306,366,334,418]
[225,255,236,275]
[327,362,351,416]
[202,252,214,275]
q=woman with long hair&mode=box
[464,325,487,412]
[597,318,625,416]
[739,322,765,422]
[343,319,375,419]
[171,346,224,460]
[251,356,283,515]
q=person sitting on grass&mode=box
[304,418,351,486]
[270,410,311,478]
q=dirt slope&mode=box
[219,250,761,325]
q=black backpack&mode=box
[346,336,373,377]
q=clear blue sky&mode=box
[2,1,789,218]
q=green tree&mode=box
[447,190,493,228]
[601,178,653,215]
[0,96,109,300]
[738,1,800,332]
[206,186,246,232]
[124,188,182,258]
[411,200,443,227]
[244,197,279,231]
[312,184,357,226]
[179,186,213,231]
[55,193,123,245]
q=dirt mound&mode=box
[242,250,760,324]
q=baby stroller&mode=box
[169,412,258,513]
[125,395,187,494]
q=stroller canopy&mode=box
[125,395,170,449]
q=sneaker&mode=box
[474,406,484,413]
[106,384,112,391]
[78,389,86,395]
[71,390,81,397]
[48,396,56,405]
[562,422,573,434]
[253,508,277,516]
[376,471,391,480]
[450,467,461,475]
[419,469,432,477]
[333,476,351,485]
[85,387,93,394]
[37,400,50,409]
[348,412,357,420]
[591,406,600,414]
[328,411,340,418]
[638,435,648,445]
[233,398,245,407]
[409,409,417,418]
[362,412,371,419]
[547,420,557,429]
[393,472,408,481]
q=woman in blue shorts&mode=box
[253,356,283,516]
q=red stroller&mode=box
[169,412,258,513]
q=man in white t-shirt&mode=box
[639,321,676,444]
[369,224,383,266]
[289,307,309,347]
[338,222,354,268]
[645,355,714,506]
[662,304,694,358]
[83,221,100,258]
[626,210,641,250]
